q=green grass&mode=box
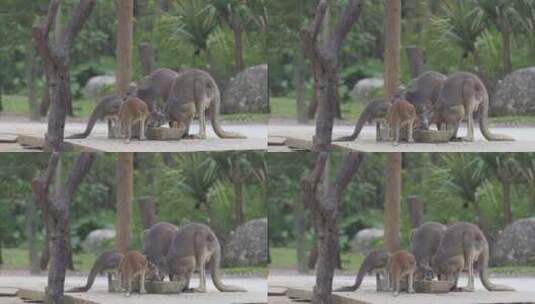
[270,247,365,271]
[270,96,365,122]
[492,265,535,275]
[1,94,268,123]
[489,115,535,125]
[1,248,266,276]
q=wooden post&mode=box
[383,0,402,254]
[116,153,133,254]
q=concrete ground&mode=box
[0,118,267,152]
[0,273,266,304]
[269,122,535,152]
[269,270,535,304]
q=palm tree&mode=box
[476,0,518,74]
[514,153,535,212]
[212,152,266,227]
[431,0,486,68]
[160,0,218,59]
[514,0,535,59]
[209,0,267,71]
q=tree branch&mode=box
[59,0,97,59]
[65,153,96,199]
[327,0,363,52]
[32,152,61,210]
[31,0,61,66]
[300,0,327,60]
[300,152,328,209]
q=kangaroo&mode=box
[142,222,179,281]
[66,95,122,139]
[387,250,416,297]
[118,97,150,143]
[119,251,149,297]
[334,98,390,142]
[432,222,514,292]
[334,249,390,292]
[166,69,246,139]
[165,223,246,293]
[405,71,447,129]
[410,222,446,280]
[66,250,123,293]
[386,99,417,146]
[433,72,514,142]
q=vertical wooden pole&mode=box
[116,153,133,253]
[383,0,402,254]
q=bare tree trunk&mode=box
[231,20,245,72]
[406,46,425,78]
[26,39,40,121]
[295,45,308,124]
[138,196,157,229]
[406,195,423,229]
[26,200,40,274]
[32,0,96,151]
[502,179,513,225]
[116,153,133,254]
[294,197,308,274]
[502,29,512,75]
[32,153,95,304]
[301,0,363,151]
[138,43,155,76]
[116,0,133,96]
[302,152,364,304]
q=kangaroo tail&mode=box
[65,264,101,293]
[479,243,514,291]
[334,257,371,292]
[209,239,247,292]
[207,76,246,139]
[477,82,514,142]
[65,104,102,139]
[334,99,387,142]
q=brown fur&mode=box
[118,97,150,143]
[386,99,417,146]
[119,251,148,297]
[387,250,416,296]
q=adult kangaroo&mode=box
[432,222,514,291]
[165,223,246,292]
[142,222,179,281]
[410,222,446,280]
[66,250,123,292]
[334,98,389,141]
[334,249,390,292]
[166,69,245,139]
[434,72,514,141]
[65,95,122,139]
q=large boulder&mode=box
[492,217,535,266]
[83,228,115,253]
[493,67,535,115]
[351,78,384,101]
[350,228,384,255]
[84,75,116,99]
[224,218,268,267]
[222,64,268,114]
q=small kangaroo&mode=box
[66,250,123,293]
[386,99,417,146]
[387,250,416,297]
[119,251,148,297]
[118,97,150,143]
[432,222,515,292]
[334,249,390,292]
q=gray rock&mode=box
[350,228,384,255]
[493,67,535,115]
[492,217,535,266]
[351,78,384,101]
[222,64,268,114]
[224,218,268,267]
[83,228,115,253]
[84,75,116,99]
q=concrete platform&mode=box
[0,120,267,152]
[269,123,535,152]
[0,274,267,304]
[269,272,535,304]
